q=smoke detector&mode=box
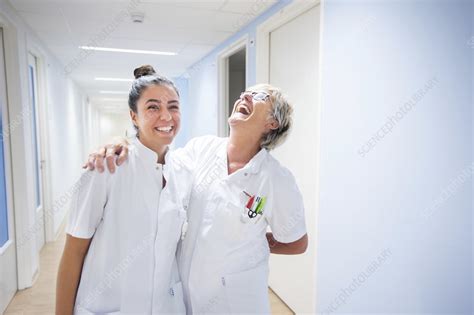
[130,12,145,23]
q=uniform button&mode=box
[244,172,248,176]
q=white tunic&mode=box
[66,137,192,314]
[177,136,307,314]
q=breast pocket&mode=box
[225,201,266,239]
[224,202,253,240]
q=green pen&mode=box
[255,196,266,215]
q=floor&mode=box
[5,230,294,315]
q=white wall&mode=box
[46,61,91,235]
[82,99,101,156]
[171,77,189,148]
[316,0,472,313]
[186,63,219,137]
[98,111,131,145]
[0,0,91,289]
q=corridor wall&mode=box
[316,0,472,313]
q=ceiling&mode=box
[9,0,277,112]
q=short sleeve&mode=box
[66,170,108,239]
[267,168,307,243]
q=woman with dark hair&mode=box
[56,65,190,314]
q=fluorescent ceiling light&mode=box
[95,77,134,82]
[80,46,177,56]
[100,91,129,94]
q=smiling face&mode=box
[228,89,279,137]
[130,84,180,151]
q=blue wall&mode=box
[316,0,472,313]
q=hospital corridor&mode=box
[0,0,472,314]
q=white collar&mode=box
[218,137,268,174]
[132,137,169,166]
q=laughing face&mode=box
[228,89,278,136]
[130,84,180,151]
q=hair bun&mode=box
[133,65,156,79]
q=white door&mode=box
[27,53,45,252]
[0,27,19,313]
[265,4,320,314]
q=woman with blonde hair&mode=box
[85,83,308,314]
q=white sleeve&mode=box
[65,170,108,239]
[267,169,307,243]
[176,135,219,164]
[172,145,196,171]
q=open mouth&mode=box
[236,104,251,116]
[154,126,174,133]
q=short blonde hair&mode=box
[249,84,293,150]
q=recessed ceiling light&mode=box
[79,46,177,56]
[100,91,129,94]
[95,77,134,82]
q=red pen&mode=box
[246,195,255,209]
